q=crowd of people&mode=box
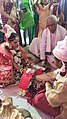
[0,0,67,119]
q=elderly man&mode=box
[29,15,67,68]
[0,0,15,22]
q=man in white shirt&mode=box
[29,15,67,69]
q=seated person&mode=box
[32,36,67,119]
[29,15,67,69]
[0,24,32,86]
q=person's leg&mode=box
[32,90,60,117]
[14,22,22,46]
[28,27,35,45]
[24,29,26,46]
[20,29,26,46]
[29,37,40,57]
[28,28,32,45]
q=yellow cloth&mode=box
[0,97,24,119]
[45,69,67,119]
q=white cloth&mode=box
[29,37,40,57]
[40,24,67,60]
[45,69,67,119]
[29,24,67,68]
[53,36,67,62]
[4,24,16,38]
[29,24,67,60]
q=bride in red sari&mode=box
[0,33,16,86]
[0,24,32,87]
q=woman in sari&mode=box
[0,24,32,86]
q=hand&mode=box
[20,10,26,14]
[41,60,45,66]
[20,68,23,74]
[10,17,16,23]
[45,82,52,91]
[17,9,26,14]
[35,73,51,82]
[46,82,51,87]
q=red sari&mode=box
[0,42,15,86]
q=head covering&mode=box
[53,36,67,62]
[4,24,17,42]
[4,24,16,39]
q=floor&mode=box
[0,45,53,119]
[0,85,52,119]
